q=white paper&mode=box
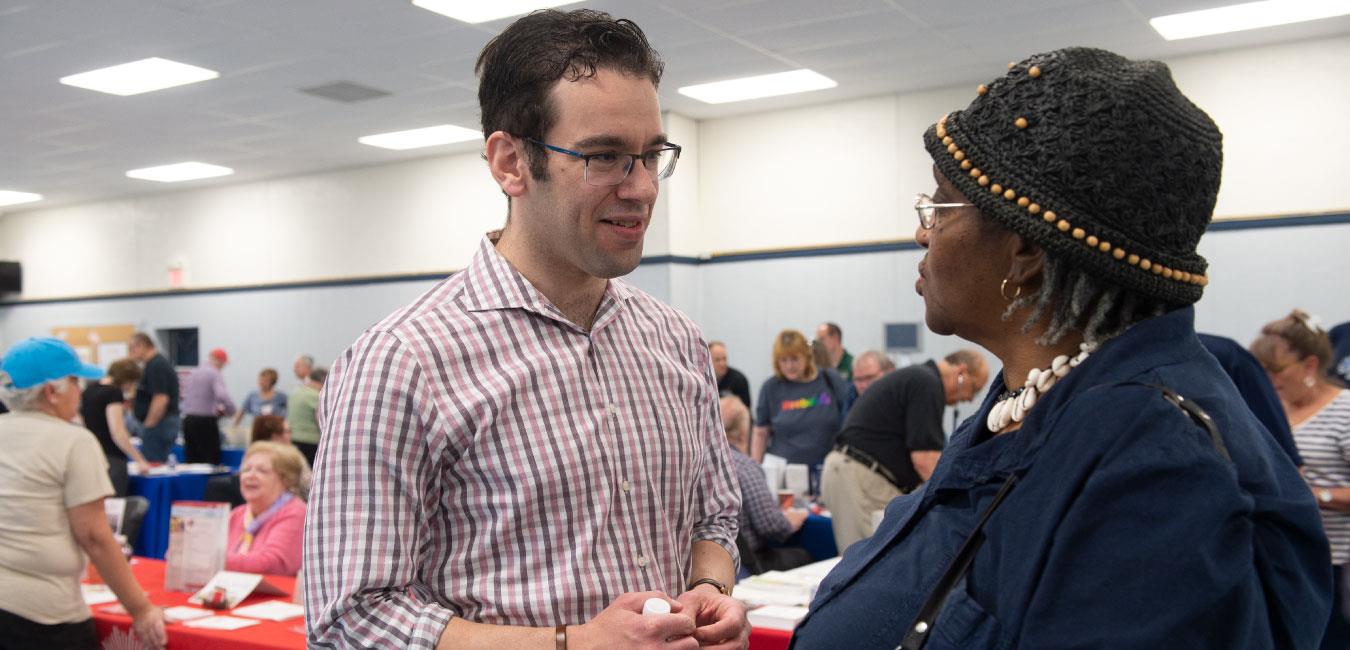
[746,605,809,631]
[783,464,810,496]
[787,557,841,581]
[182,615,261,630]
[104,498,127,535]
[731,585,813,607]
[164,502,229,593]
[189,570,289,609]
[190,571,262,609]
[761,454,786,492]
[82,584,118,605]
[233,600,306,621]
[175,463,221,474]
[97,342,129,366]
[164,605,214,622]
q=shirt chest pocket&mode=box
[924,578,1008,650]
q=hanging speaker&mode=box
[0,261,21,293]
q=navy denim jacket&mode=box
[792,307,1331,649]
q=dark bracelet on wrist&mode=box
[687,577,730,596]
[555,624,567,650]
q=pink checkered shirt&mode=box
[303,236,741,648]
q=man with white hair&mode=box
[292,354,314,385]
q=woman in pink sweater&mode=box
[226,441,307,575]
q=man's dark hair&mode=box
[309,367,329,385]
[822,322,842,341]
[475,9,664,180]
[130,332,156,349]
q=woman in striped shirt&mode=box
[1253,309,1350,650]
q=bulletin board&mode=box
[50,324,137,368]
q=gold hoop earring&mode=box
[1000,279,1022,302]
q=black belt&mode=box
[833,443,903,490]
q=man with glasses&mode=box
[304,9,746,650]
[820,349,988,553]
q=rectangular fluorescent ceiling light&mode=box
[678,69,837,104]
[60,57,219,96]
[358,124,481,150]
[412,0,582,24]
[0,190,43,207]
[126,162,233,183]
[1151,0,1350,40]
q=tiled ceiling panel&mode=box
[0,0,1345,211]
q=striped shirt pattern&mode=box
[1295,389,1350,565]
[303,237,741,648]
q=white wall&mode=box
[3,35,1349,412]
[0,153,505,298]
[8,35,1347,300]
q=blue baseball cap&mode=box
[1,337,105,389]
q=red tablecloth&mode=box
[93,558,792,649]
[749,626,793,650]
[90,558,304,649]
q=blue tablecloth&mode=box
[787,513,838,561]
[170,444,245,470]
[128,470,231,559]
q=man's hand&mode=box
[676,585,749,649]
[784,508,808,533]
[571,592,698,650]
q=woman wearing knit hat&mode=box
[790,48,1330,649]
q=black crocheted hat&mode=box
[924,47,1222,305]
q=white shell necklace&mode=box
[987,342,1097,432]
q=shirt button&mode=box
[607,403,618,416]
[637,555,648,567]
[621,479,632,492]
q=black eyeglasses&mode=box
[524,138,681,186]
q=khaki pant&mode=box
[820,450,903,554]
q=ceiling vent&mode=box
[299,81,390,103]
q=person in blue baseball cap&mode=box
[0,337,166,648]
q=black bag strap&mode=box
[895,383,1227,650]
[1154,385,1231,462]
[897,473,1017,650]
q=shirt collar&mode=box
[460,233,636,332]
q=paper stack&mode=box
[733,570,820,608]
[747,605,809,631]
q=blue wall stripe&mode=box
[1204,212,1350,232]
[2,211,1346,308]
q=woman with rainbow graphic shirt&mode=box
[751,329,849,466]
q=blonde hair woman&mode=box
[225,441,308,576]
[1252,309,1350,647]
[751,329,847,465]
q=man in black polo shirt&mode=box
[128,332,180,462]
[820,348,988,552]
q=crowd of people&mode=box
[3,8,1350,650]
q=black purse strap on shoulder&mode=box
[897,472,1017,650]
[895,383,1227,650]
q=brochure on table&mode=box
[164,501,229,593]
[189,570,290,609]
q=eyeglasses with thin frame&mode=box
[524,137,681,186]
[914,193,973,229]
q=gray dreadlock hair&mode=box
[1003,255,1174,347]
